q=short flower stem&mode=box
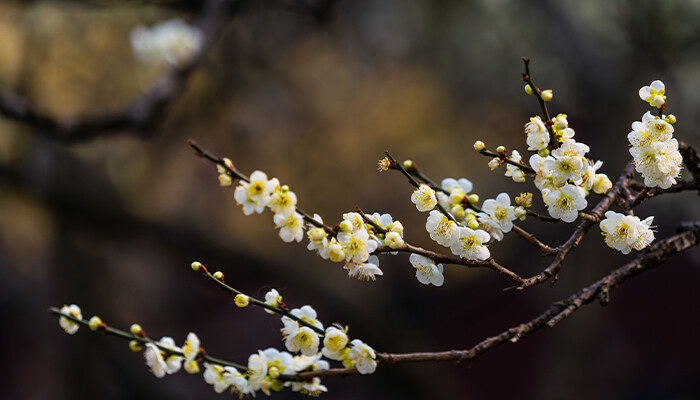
[194,264,326,336]
[48,307,247,371]
[522,58,559,150]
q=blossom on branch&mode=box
[58,304,82,335]
[600,211,655,254]
[411,184,438,212]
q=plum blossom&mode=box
[600,211,655,254]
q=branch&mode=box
[0,0,238,143]
[374,243,524,285]
[513,162,635,290]
[296,225,700,380]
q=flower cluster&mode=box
[219,164,407,281]
[519,107,611,223]
[599,211,655,254]
[56,291,379,397]
[629,81,683,189]
[131,19,204,67]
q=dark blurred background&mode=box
[1,0,699,399]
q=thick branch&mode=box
[0,0,237,143]
[296,225,700,380]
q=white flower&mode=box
[628,111,673,147]
[530,154,556,191]
[143,343,168,378]
[203,363,236,393]
[546,139,590,186]
[268,186,297,217]
[411,184,438,212]
[338,228,378,264]
[59,304,82,335]
[409,254,445,287]
[264,289,282,314]
[592,173,612,194]
[342,212,365,232]
[639,80,666,107]
[426,210,460,247]
[525,116,550,150]
[157,336,183,374]
[289,377,327,396]
[274,211,304,242]
[347,340,377,375]
[600,211,655,254]
[281,305,324,338]
[291,353,329,373]
[542,184,587,223]
[450,226,491,260]
[182,332,200,365]
[505,150,526,183]
[479,193,516,237]
[285,326,321,356]
[131,19,204,67]
[233,171,276,215]
[345,255,383,281]
[441,177,473,196]
[630,139,683,189]
[384,231,404,249]
[552,113,569,132]
[322,326,349,360]
[307,214,330,258]
[326,238,346,262]
[488,157,501,170]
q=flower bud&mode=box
[191,261,202,271]
[541,89,553,101]
[389,221,404,235]
[129,340,143,352]
[234,294,249,308]
[538,148,550,157]
[218,174,232,187]
[309,227,326,242]
[88,316,103,331]
[467,219,480,229]
[184,360,200,374]
[223,158,234,169]
[213,271,224,281]
[385,231,404,249]
[514,206,527,219]
[524,84,534,95]
[496,146,506,154]
[468,194,479,204]
[402,160,415,170]
[451,205,466,220]
[268,366,280,379]
[666,114,676,124]
[473,140,485,151]
[327,242,346,262]
[339,220,353,233]
[130,323,144,337]
[488,158,500,170]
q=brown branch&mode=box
[0,0,237,143]
[510,224,557,255]
[296,225,700,380]
[375,243,524,285]
[513,162,636,290]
